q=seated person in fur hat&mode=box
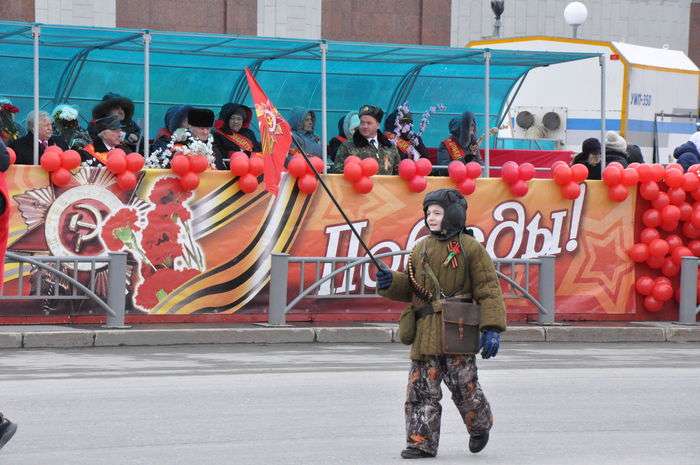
[213,103,261,157]
[9,111,68,165]
[437,112,483,167]
[332,105,400,175]
[328,111,359,163]
[152,105,192,149]
[147,107,224,170]
[52,104,91,151]
[603,131,630,169]
[383,109,430,161]
[90,93,142,153]
[80,115,128,166]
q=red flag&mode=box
[245,68,292,195]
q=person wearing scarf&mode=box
[437,112,483,166]
[213,103,261,157]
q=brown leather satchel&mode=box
[435,295,481,354]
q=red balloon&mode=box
[562,181,581,200]
[666,235,684,250]
[660,220,678,232]
[286,156,306,178]
[682,222,700,239]
[361,157,379,177]
[651,193,670,210]
[639,181,660,201]
[646,255,665,269]
[297,174,318,195]
[40,150,61,172]
[353,176,373,194]
[519,163,536,181]
[691,209,700,229]
[648,238,670,257]
[628,243,649,263]
[189,155,210,174]
[635,276,655,296]
[126,152,145,172]
[552,164,572,186]
[690,164,700,174]
[61,150,82,170]
[655,276,672,286]
[665,168,684,188]
[643,295,664,312]
[666,163,684,173]
[642,209,662,228]
[116,171,137,191]
[309,156,326,174]
[683,172,700,192]
[248,155,264,176]
[661,258,680,278]
[448,161,467,183]
[171,154,191,176]
[408,175,427,193]
[510,179,529,197]
[608,162,624,170]
[50,167,72,187]
[672,246,693,266]
[636,164,653,183]
[650,164,666,182]
[608,184,628,202]
[621,168,639,186]
[551,160,568,171]
[106,151,127,175]
[344,155,361,166]
[502,161,520,184]
[571,164,588,183]
[679,202,693,222]
[667,187,687,206]
[688,240,700,257]
[602,166,622,186]
[415,158,432,176]
[465,162,482,179]
[661,205,681,224]
[343,162,363,182]
[238,173,259,193]
[458,178,476,196]
[6,147,16,165]
[640,228,661,244]
[179,171,199,191]
[399,159,417,181]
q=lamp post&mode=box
[564,2,588,38]
[491,1,505,38]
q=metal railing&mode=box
[1,252,128,328]
[269,251,556,325]
[678,256,700,324]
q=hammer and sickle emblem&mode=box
[67,203,103,253]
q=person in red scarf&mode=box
[437,112,483,166]
[81,115,128,167]
[213,103,261,159]
[383,110,430,161]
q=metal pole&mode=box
[105,252,127,328]
[32,24,40,166]
[679,257,699,325]
[537,256,555,325]
[268,253,290,325]
[320,41,328,174]
[599,54,607,173]
[484,50,491,178]
[143,31,151,160]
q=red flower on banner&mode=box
[142,216,182,267]
[101,208,140,251]
[148,177,192,220]
[134,267,200,309]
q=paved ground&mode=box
[1,342,699,465]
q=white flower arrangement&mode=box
[392,102,446,161]
[145,129,216,169]
[52,105,79,121]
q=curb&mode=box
[0,325,698,349]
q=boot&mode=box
[0,414,17,450]
[401,447,436,459]
[468,431,489,453]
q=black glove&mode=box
[376,269,393,290]
[480,330,500,359]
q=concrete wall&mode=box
[451,0,693,53]
[36,0,116,27]
[258,0,321,39]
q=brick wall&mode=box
[0,0,35,21]
[690,1,700,67]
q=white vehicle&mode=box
[469,36,699,163]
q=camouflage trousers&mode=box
[405,354,493,455]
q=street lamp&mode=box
[491,1,505,37]
[564,2,588,38]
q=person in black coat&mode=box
[571,138,602,180]
[90,93,142,153]
[383,110,430,160]
[603,131,631,169]
[627,144,644,164]
[213,103,261,158]
[9,111,68,165]
[673,132,700,171]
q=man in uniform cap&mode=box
[332,104,400,175]
[81,114,126,166]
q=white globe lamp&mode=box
[564,2,588,38]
